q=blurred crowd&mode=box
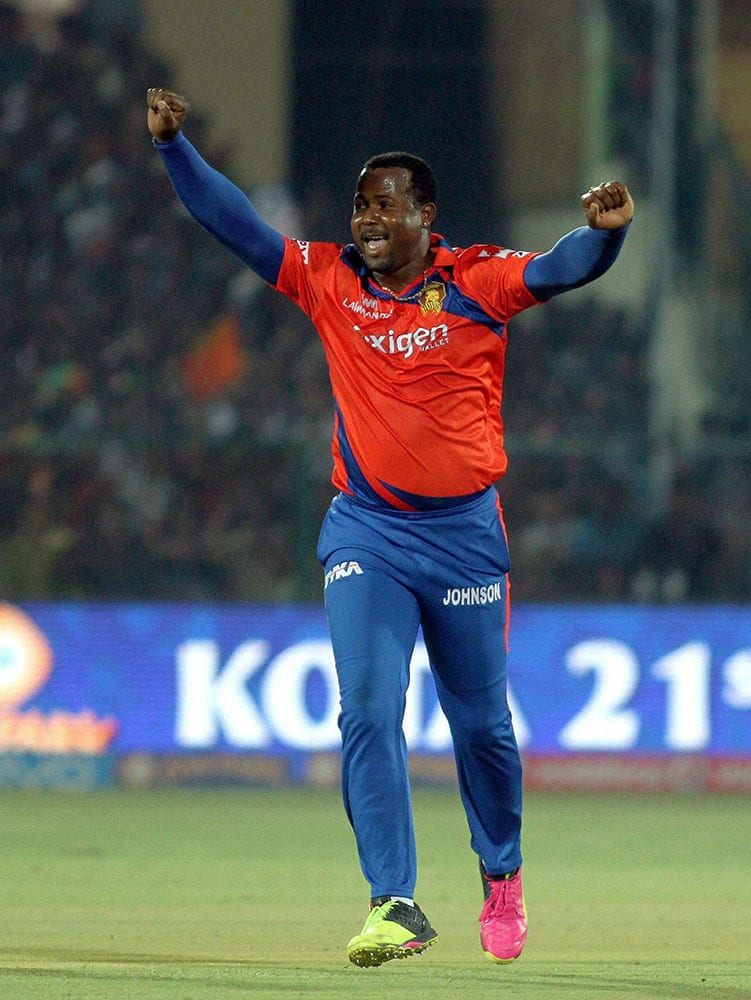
[502,299,751,603]
[0,1,748,605]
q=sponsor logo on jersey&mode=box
[324,560,364,588]
[441,581,504,606]
[294,240,311,264]
[343,296,394,321]
[360,323,450,360]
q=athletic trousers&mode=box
[317,487,523,899]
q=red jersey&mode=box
[275,233,540,511]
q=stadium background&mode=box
[0,0,749,791]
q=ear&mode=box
[421,202,437,228]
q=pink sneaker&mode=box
[479,866,527,963]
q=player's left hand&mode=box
[581,181,634,230]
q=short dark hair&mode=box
[360,151,437,207]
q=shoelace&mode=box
[484,878,522,917]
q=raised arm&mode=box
[524,181,634,300]
[147,88,285,285]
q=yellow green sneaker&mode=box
[347,897,438,968]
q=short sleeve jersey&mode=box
[275,233,540,511]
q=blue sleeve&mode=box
[524,224,629,300]
[154,133,285,286]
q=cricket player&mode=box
[147,88,634,968]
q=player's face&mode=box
[351,168,434,282]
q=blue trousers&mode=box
[317,488,523,899]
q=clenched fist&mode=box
[147,88,189,144]
[581,181,634,230]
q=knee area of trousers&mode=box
[339,699,404,740]
[453,712,516,751]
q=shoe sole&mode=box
[482,948,522,964]
[348,935,437,968]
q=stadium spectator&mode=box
[632,471,725,602]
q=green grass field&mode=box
[0,787,748,1000]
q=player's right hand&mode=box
[147,88,189,143]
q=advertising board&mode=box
[1,602,749,789]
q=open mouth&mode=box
[362,234,388,254]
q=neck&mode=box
[373,269,424,295]
[373,249,435,295]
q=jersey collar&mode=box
[428,232,456,269]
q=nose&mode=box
[358,202,383,226]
